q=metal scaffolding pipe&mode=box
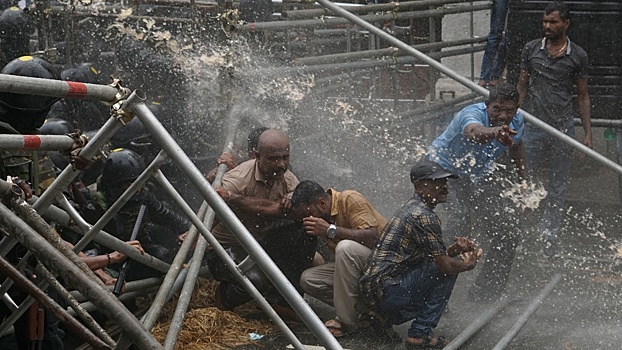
[314,0,622,177]
[50,8,196,23]
[492,273,563,350]
[237,3,491,32]
[0,93,145,281]
[71,287,158,316]
[0,178,14,197]
[159,110,304,349]
[35,263,116,348]
[72,148,168,253]
[295,37,486,66]
[70,277,164,303]
[0,74,121,103]
[132,102,343,349]
[32,92,135,213]
[0,192,113,338]
[150,165,305,347]
[282,0,479,19]
[443,297,512,350]
[162,108,241,349]
[0,255,111,350]
[0,109,130,262]
[0,203,164,349]
[32,197,171,273]
[395,92,480,117]
[10,194,98,279]
[272,44,484,75]
[0,284,17,312]
[112,159,204,349]
[315,69,370,85]
[138,0,217,7]
[0,134,77,152]
[576,118,622,128]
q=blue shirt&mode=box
[428,102,524,180]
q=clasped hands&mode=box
[450,237,482,265]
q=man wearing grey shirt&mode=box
[517,1,591,258]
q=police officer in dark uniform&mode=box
[0,56,60,195]
[98,148,191,280]
[0,7,33,68]
[0,55,64,350]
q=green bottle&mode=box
[604,128,616,141]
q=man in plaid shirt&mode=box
[360,160,482,349]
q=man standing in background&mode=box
[478,0,509,88]
[517,0,591,258]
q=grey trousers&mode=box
[300,240,371,328]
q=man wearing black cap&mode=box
[360,160,482,349]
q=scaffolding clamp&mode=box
[1,177,25,202]
[108,79,134,126]
[219,9,239,34]
[106,78,132,107]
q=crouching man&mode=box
[360,160,482,349]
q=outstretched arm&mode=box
[464,124,517,147]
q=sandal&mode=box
[364,311,401,342]
[405,335,450,349]
[324,318,350,338]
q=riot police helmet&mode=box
[0,6,32,38]
[100,148,145,189]
[0,56,60,132]
[61,63,99,84]
[110,117,152,150]
[39,118,73,135]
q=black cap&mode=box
[410,160,457,183]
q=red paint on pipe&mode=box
[23,135,42,150]
[66,81,88,99]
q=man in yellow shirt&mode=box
[291,180,387,338]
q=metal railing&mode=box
[0,72,342,349]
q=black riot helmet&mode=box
[39,118,73,135]
[61,63,100,84]
[0,7,32,37]
[0,56,60,133]
[0,7,32,59]
[110,117,152,150]
[100,148,145,202]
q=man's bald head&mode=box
[255,129,291,182]
[257,129,289,152]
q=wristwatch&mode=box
[326,224,337,239]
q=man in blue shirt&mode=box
[428,82,528,301]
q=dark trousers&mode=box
[208,220,317,309]
[379,262,457,338]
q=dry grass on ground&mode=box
[144,278,277,349]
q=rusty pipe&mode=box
[0,255,111,349]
